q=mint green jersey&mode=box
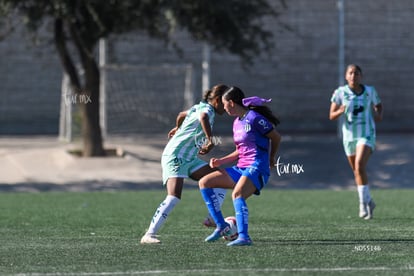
[331,85,381,141]
[162,101,215,161]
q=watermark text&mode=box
[275,156,305,176]
[63,92,92,106]
[353,245,382,252]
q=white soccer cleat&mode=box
[364,200,376,220]
[140,234,161,244]
[359,203,368,218]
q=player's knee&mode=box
[199,176,212,188]
[354,163,366,177]
[232,189,242,200]
[198,178,207,188]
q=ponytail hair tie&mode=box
[242,96,272,107]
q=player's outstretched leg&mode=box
[140,195,180,244]
[227,197,252,246]
[203,188,227,227]
[201,188,232,241]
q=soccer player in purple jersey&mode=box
[199,86,281,246]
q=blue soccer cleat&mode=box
[205,224,231,242]
[226,237,252,246]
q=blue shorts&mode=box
[225,166,269,195]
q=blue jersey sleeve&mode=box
[252,114,273,135]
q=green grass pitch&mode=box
[0,189,413,275]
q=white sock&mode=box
[213,188,227,209]
[146,195,180,235]
[357,185,371,204]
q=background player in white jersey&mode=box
[330,64,383,219]
[141,84,228,244]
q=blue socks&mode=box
[201,188,251,241]
[200,188,226,229]
[233,197,249,240]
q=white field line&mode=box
[11,265,414,276]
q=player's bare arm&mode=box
[198,112,214,155]
[266,129,281,168]
[329,102,346,121]
[373,103,383,122]
[168,111,187,138]
[209,150,239,168]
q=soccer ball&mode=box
[223,216,238,241]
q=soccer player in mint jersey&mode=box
[140,84,229,244]
[330,64,383,220]
[199,86,281,246]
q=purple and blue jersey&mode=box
[233,110,274,174]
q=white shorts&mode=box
[343,136,376,156]
[161,155,207,184]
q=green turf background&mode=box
[0,189,413,275]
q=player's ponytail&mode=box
[202,89,213,102]
[249,106,280,126]
[223,86,280,126]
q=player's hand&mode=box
[373,107,382,122]
[168,127,178,138]
[339,105,346,114]
[270,158,276,169]
[199,142,214,155]
[373,112,382,122]
[209,158,221,168]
